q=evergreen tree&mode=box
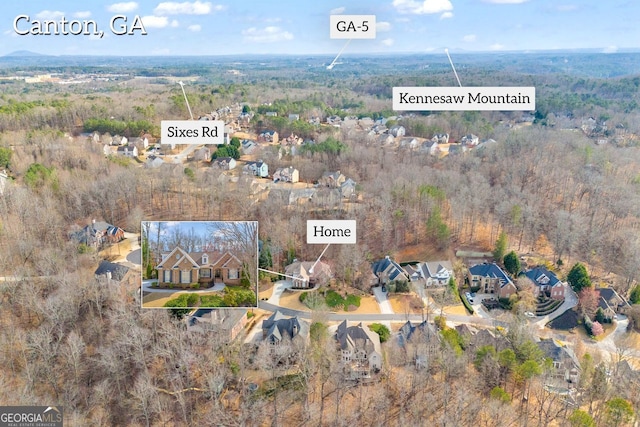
[503,251,521,276]
[567,262,592,292]
[493,231,508,262]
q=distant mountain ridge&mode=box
[3,50,48,57]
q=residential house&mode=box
[145,155,164,169]
[116,145,138,157]
[186,308,248,342]
[455,324,509,352]
[319,170,346,188]
[155,246,242,286]
[284,260,332,289]
[94,260,133,286]
[112,135,128,146]
[524,267,566,300]
[420,140,440,156]
[273,166,299,183]
[406,261,453,287]
[389,125,406,138]
[467,263,517,298]
[267,188,316,206]
[461,134,479,146]
[537,338,580,387]
[262,310,309,360]
[265,111,278,117]
[243,161,269,178]
[326,115,342,126]
[432,133,449,144]
[70,220,125,249]
[212,157,237,170]
[241,139,258,154]
[358,117,374,128]
[398,320,440,369]
[258,130,279,144]
[238,112,252,126]
[193,147,211,161]
[288,113,300,121]
[400,138,419,150]
[371,256,409,286]
[596,287,631,321]
[340,178,357,199]
[336,320,382,380]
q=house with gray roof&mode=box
[398,320,439,369]
[524,267,566,300]
[243,161,269,178]
[537,338,580,387]
[94,260,131,284]
[187,308,248,342]
[262,310,309,361]
[371,256,409,286]
[468,263,516,299]
[406,261,453,287]
[335,320,382,380]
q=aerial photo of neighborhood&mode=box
[1,0,640,426]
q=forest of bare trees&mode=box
[0,60,639,425]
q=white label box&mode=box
[393,87,535,111]
[307,220,356,244]
[330,15,376,39]
[161,120,224,145]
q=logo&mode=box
[0,406,63,427]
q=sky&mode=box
[1,1,639,56]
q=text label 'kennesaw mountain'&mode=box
[393,87,535,111]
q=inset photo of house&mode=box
[141,221,258,309]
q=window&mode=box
[181,270,191,284]
[201,269,211,278]
[202,254,208,264]
[228,269,239,280]
[164,270,171,282]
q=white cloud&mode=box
[154,1,221,15]
[73,11,92,18]
[140,16,169,28]
[603,45,618,53]
[490,43,505,50]
[392,0,453,15]
[463,34,476,42]
[381,38,394,47]
[107,2,139,13]
[377,21,392,32]
[483,0,528,3]
[440,12,453,19]
[242,26,293,43]
[35,10,65,20]
[330,7,346,14]
[171,19,179,27]
[188,24,201,31]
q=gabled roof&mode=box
[468,263,513,288]
[421,261,453,279]
[524,267,562,287]
[336,320,381,354]
[597,287,630,308]
[372,257,408,282]
[94,260,130,281]
[537,338,580,368]
[157,247,199,269]
[398,320,437,347]
[262,310,308,343]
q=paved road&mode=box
[258,300,507,328]
[127,248,141,265]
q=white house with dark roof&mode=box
[243,161,269,178]
[212,157,237,170]
[406,261,453,287]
